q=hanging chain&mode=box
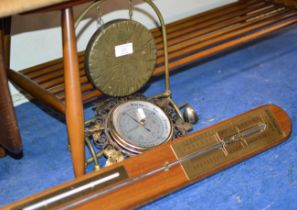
[96,1,104,28]
[128,0,134,20]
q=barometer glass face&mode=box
[85,19,157,97]
[110,101,172,149]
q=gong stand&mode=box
[75,0,196,171]
[75,0,172,97]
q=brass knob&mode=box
[183,105,198,124]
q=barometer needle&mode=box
[126,113,140,123]
[128,124,141,132]
[141,125,153,134]
[126,113,152,133]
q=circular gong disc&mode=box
[85,19,157,97]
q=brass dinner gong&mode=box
[76,0,197,171]
[85,19,157,97]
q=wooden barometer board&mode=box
[3,104,292,210]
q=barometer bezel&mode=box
[105,100,174,155]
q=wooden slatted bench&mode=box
[8,0,297,113]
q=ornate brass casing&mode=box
[84,96,193,160]
[85,19,157,97]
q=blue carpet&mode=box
[1,25,297,209]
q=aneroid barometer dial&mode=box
[107,100,173,155]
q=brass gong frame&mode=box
[75,0,171,98]
[76,0,187,170]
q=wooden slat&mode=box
[21,52,84,75]
[156,4,285,57]
[7,69,65,113]
[41,68,86,89]
[26,55,85,79]
[153,1,269,44]
[33,63,84,83]
[153,2,273,52]
[274,0,297,7]
[153,16,297,75]
[156,8,295,63]
[151,0,259,36]
[158,5,276,49]
[56,83,94,100]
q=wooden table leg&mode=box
[61,8,85,177]
[0,18,22,156]
[0,146,6,157]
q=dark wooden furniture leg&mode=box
[61,8,85,177]
[0,17,22,156]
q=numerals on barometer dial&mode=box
[108,100,173,155]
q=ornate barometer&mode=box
[77,0,198,170]
[107,100,173,154]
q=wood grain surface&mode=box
[3,104,292,210]
[61,8,85,177]
[0,18,22,155]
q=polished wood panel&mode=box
[3,105,291,210]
